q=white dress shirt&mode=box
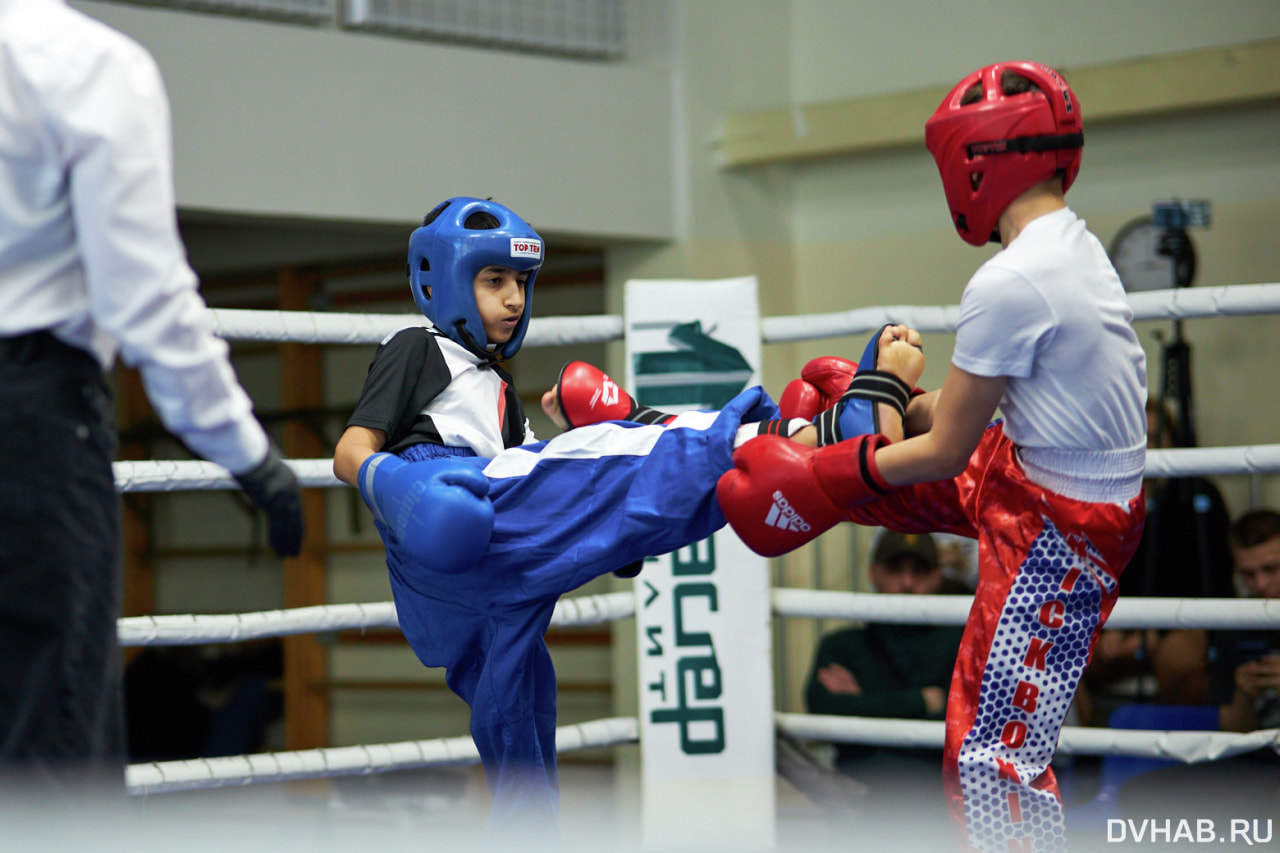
[0,0,267,473]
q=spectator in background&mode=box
[1210,509,1280,733]
[1115,509,1280,823]
[805,531,966,804]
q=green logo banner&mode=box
[626,277,776,850]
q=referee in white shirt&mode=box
[0,0,302,793]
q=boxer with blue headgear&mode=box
[334,195,799,841]
[408,197,543,359]
[337,192,927,839]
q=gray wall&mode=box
[74,0,679,240]
[789,0,1280,102]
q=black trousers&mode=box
[0,332,124,793]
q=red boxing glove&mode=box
[555,361,673,428]
[716,433,895,557]
[782,351,926,445]
[779,356,858,421]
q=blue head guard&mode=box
[408,197,543,359]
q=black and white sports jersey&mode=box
[346,325,530,457]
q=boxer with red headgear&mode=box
[926,61,1083,247]
[718,63,1147,853]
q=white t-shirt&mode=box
[952,207,1147,501]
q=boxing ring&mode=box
[115,283,1280,817]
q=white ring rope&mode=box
[126,709,1279,796]
[772,589,1280,630]
[116,591,1275,648]
[110,445,1280,494]
[206,283,1280,345]
[1143,445,1280,478]
[126,717,639,796]
[118,591,634,646]
[115,590,1279,650]
[209,309,624,347]
[775,714,1280,765]
[115,458,342,491]
[762,282,1280,341]
[119,602,396,646]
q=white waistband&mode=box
[1017,442,1146,504]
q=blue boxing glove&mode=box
[811,325,914,446]
[357,452,493,573]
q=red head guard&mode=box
[924,61,1083,246]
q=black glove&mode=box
[233,447,304,557]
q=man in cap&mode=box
[805,531,967,811]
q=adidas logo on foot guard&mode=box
[765,490,811,532]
